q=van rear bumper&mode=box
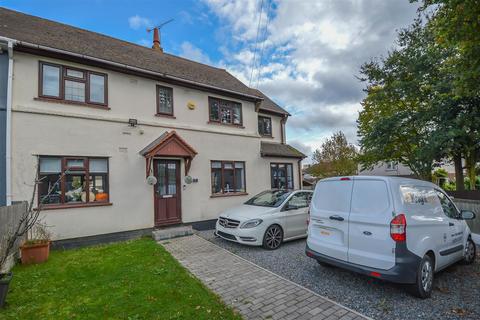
[305,244,420,284]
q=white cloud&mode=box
[128,15,152,30]
[179,41,212,65]
[203,0,420,147]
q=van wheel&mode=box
[461,238,476,265]
[410,255,434,299]
[262,225,283,250]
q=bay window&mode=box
[38,156,110,207]
[211,161,246,195]
[39,62,108,107]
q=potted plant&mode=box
[20,222,52,265]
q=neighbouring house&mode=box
[0,8,305,243]
[359,161,457,181]
[358,161,415,177]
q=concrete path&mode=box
[160,235,370,320]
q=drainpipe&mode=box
[5,40,13,205]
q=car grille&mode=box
[218,217,240,228]
[217,231,237,241]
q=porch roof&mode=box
[139,131,197,158]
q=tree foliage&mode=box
[309,131,358,178]
[358,3,480,184]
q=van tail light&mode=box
[390,214,406,242]
[340,177,350,181]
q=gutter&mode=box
[0,36,263,102]
[5,39,14,205]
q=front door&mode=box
[154,159,181,227]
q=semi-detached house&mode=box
[0,8,305,243]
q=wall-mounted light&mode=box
[128,118,138,127]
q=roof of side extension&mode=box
[261,142,306,159]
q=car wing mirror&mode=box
[461,210,476,220]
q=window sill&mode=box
[260,135,274,139]
[155,113,176,119]
[207,121,245,129]
[37,202,113,211]
[35,97,110,110]
[210,192,248,198]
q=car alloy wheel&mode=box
[263,225,283,250]
[410,254,434,298]
[463,239,476,264]
[421,260,433,293]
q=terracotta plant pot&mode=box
[0,272,12,308]
[20,241,51,265]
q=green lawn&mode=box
[0,238,241,320]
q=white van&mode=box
[306,176,477,298]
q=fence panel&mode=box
[454,198,480,235]
[0,201,27,272]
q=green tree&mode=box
[358,21,445,180]
[309,131,358,178]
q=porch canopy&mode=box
[139,131,197,176]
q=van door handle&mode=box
[363,231,372,236]
[449,222,455,226]
[329,215,344,221]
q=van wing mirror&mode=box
[461,210,476,220]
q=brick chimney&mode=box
[152,27,162,52]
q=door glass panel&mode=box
[351,180,389,215]
[157,163,167,195]
[435,190,458,218]
[287,193,309,210]
[167,163,176,195]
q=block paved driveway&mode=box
[160,235,370,320]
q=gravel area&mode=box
[197,230,480,320]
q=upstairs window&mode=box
[209,97,242,126]
[39,62,108,107]
[156,85,174,116]
[38,156,110,208]
[258,116,272,136]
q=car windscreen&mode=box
[244,190,292,207]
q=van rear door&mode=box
[308,178,353,261]
[348,178,395,270]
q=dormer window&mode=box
[39,61,108,108]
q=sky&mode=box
[2,0,420,162]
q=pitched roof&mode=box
[251,89,290,116]
[260,142,306,159]
[0,7,257,99]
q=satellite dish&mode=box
[146,175,157,185]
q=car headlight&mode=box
[240,219,263,229]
